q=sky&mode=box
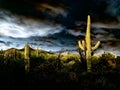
[0,0,120,55]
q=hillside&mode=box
[0,46,120,89]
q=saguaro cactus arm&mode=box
[78,40,85,50]
[92,41,100,51]
[82,40,85,49]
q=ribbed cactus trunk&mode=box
[78,15,100,72]
[36,48,39,57]
[85,15,92,72]
[13,48,16,60]
[24,43,30,73]
[36,44,39,57]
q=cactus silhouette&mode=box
[78,15,100,72]
[24,43,30,73]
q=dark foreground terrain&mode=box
[0,48,120,89]
[0,68,120,90]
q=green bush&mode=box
[91,53,116,72]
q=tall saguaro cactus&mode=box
[78,15,100,72]
[24,43,30,73]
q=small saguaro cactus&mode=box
[78,15,100,72]
[13,48,16,60]
[36,44,39,57]
[24,43,30,73]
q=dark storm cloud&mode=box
[0,10,64,38]
[0,0,120,55]
[0,0,120,24]
[105,0,120,22]
[0,0,67,18]
[35,3,67,17]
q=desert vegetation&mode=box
[0,45,120,89]
[0,15,120,89]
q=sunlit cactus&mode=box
[13,48,16,60]
[24,43,30,73]
[24,43,30,60]
[78,15,100,72]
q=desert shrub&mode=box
[91,56,100,72]
[47,54,58,63]
[61,54,79,63]
[92,53,116,72]
[115,56,120,71]
[30,55,49,70]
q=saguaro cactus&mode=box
[13,48,16,60]
[78,15,100,72]
[24,43,30,73]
